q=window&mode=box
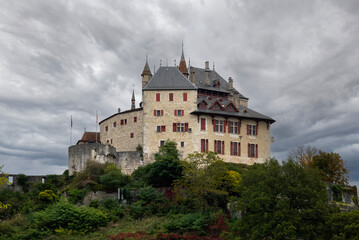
[181,141,185,147]
[130,133,134,138]
[157,125,166,132]
[247,124,257,136]
[110,139,113,144]
[134,116,137,122]
[200,139,208,152]
[169,93,173,101]
[183,93,187,101]
[160,140,165,147]
[215,120,224,132]
[229,121,239,134]
[156,93,160,101]
[230,142,241,156]
[173,123,189,132]
[105,126,108,132]
[248,144,258,158]
[200,118,206,131]
[125,119,127,124]
[113,122,117,127]
[154,110,163,116]
[174,110,184,116]
[106,140,109,143]
[121,119,124,125]
[214,140,225,154]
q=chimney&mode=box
[118,108,121,113]
[205,61,209,70]
[228,77,233,90]
[204,61,211,86]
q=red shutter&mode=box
[247,124,249,135]
[183,93,187,101]
[201,118,205,130]
[256,122,259,136]
[213,120,216,132]
[256,144,258,158]
[214,140,217,153]
[222,141,225,154]
[238,142,241,156]
[230,142,233,155]
[156,93,160,101]
[169,93,173,101]
[201,139,204,152]
[161,126,166,132]
[228,121,231,133]
[239,119,241,134]
[206,139,208,151]
[185,123,188,132]
[161,110,163,116]
[174,110,177,116]
[154,110,156,116]
[173,123,176,132]
[248,144,250,157]
[182,110,184,116]
[224,120,226,133]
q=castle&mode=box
[68,48,275,175]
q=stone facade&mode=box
[99,108,143,152]
[68,143,142,175]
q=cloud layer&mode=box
[1,0,358,185]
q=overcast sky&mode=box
[1,0,358,186]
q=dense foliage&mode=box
[232,159,331,240]
[0,143,357,239]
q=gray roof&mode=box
[190,67,248,99]
[193,95,275,123]
[143,67,197,91]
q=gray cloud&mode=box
[0,0,358,185]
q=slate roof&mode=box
[99,108,143,125]
[192,95,275,123]
[143,67,197,90]
[190,67,248,99]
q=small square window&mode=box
[113,122,117,127]
[130,133,134,138]
[181,141,185,147]
[134,116,137,122]
[160,140,165,147]
[105,126,108,132]
[157,126,161,132]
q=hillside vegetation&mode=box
[0,141,358,240]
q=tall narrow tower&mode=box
[131,89,135,110]
[141,55,152,89]
[178,44,189,78]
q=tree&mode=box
[0,165,11,209]
[232,159,330,240]
[288,145,319,167]
[100,164,130,192]
[174,151,241,209]
[147,140,183,187]
[289,146,349,185]
[311,151,349,185]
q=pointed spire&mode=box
[178,42,189,78]
[141,54,152,76]
[131,87,136,110]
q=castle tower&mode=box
[131,89,135,110]
[141,55,152,89]
[178,44,189,78]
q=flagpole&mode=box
[70,115,73,145]
[96,111,98,143]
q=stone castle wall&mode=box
[99,109,143,152]
[68,143,142,175]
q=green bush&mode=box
[67,188,86,204]
[33,199,109,233]
[89,199,100,208]
[326,210,359,240]
[101,199,124,221]
[38,190,56,203]
[16,174,29,192]
[164,213,208,235]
